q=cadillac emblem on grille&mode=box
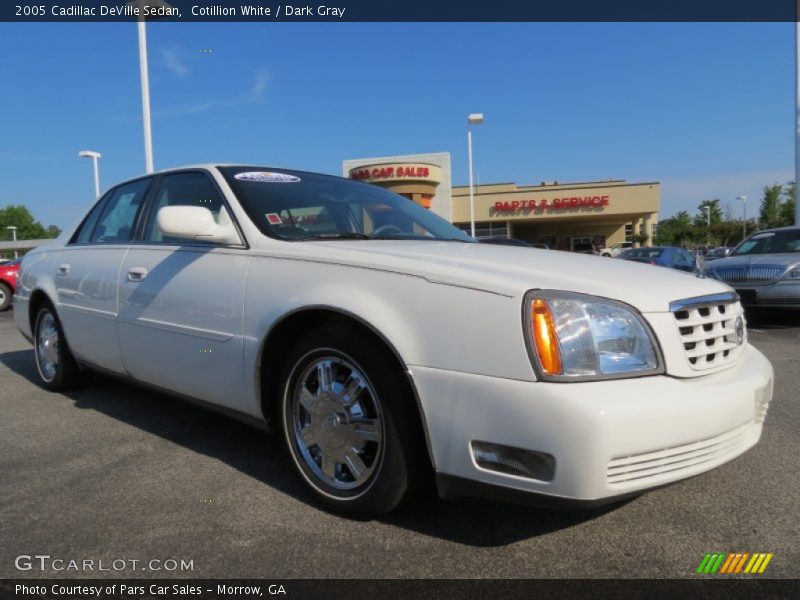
[735,317,745,345]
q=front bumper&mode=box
[734,282,800,308]
[412,344,773,505]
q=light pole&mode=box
[737,195,747,240]
[78,150,102,198]
[796,0,800,225]
[138,17,154,173]
[128,0,173,173]
[467,113,484,238]
[7,226,18,259]
[702,205,711,246]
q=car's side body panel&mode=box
[117,245,252,411]
[51,244,130,373]
[242,246,533,419]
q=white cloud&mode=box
[154,70,269,118]
[161,47,190,77]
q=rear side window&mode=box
[72,191,112,244]
[90,179,151,244]
[142,172,227,243]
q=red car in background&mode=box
[0,259,20,311]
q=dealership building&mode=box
[343,153,659,251]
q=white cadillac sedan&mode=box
[14,165,773,517]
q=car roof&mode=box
[752,225,800,234]
[106,164,347,190]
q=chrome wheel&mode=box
[36,311,59,382]
[290,355,384,491]
[0,287,6,305]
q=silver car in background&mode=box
[705,226,800,308]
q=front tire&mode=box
[33,303,87,391]
[280,325,419,518]
[0,282,12,311]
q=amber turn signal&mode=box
[531,298,562,375]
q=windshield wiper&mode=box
[297,232,372,241]
[368,234,475,242]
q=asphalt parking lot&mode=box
[0,308,798,579]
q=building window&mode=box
[625,224,633,242]
[457,222,508,239]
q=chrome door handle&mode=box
[57,264,70,275]
[127,267,148,282]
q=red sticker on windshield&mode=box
[266,213,283,225]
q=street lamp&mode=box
[467,113,484,238]
[7,226,18,259]
[702,205,711,246]
[128,0,173,173]
[737,195,747,240]
[78,150,102,198]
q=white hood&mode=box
[264,240,732,313]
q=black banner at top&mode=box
[2,0,800,22]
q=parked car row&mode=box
[0,258,20,311]
[703,226,800,309]
[620,246,696,272]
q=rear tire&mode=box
[0,282,12,311]
[33,303,88,391]
[279,324,422,518]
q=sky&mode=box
[0,22,794,231]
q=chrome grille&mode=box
[714,264,785,284]
[671,293,744,371]
[607,423,750,487]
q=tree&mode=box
[653,211,696,247]
[0,205,60,241]
[693,199,724,228]
[781,181,796,226]
[759,184,783,229]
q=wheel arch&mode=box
[256,305,436,469]
[28,288,55,333]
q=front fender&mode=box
[240,255,534,418]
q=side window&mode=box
[90,179,151,244]
[142,172,228,243]
[71,191,113,244]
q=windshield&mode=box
[732,230,800,256]
[220,166,474,242]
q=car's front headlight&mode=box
[524,290,664,382]
[781,265,800,280]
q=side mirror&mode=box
[157,206,240,245]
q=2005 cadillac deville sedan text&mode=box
[14,165,774,517]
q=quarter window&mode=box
[90,179,151,244]
[143,172,229,243]
[72,191,112,244]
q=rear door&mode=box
[116,170,251,411]
[55,177,152,372]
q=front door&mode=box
[116,171,251,412]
